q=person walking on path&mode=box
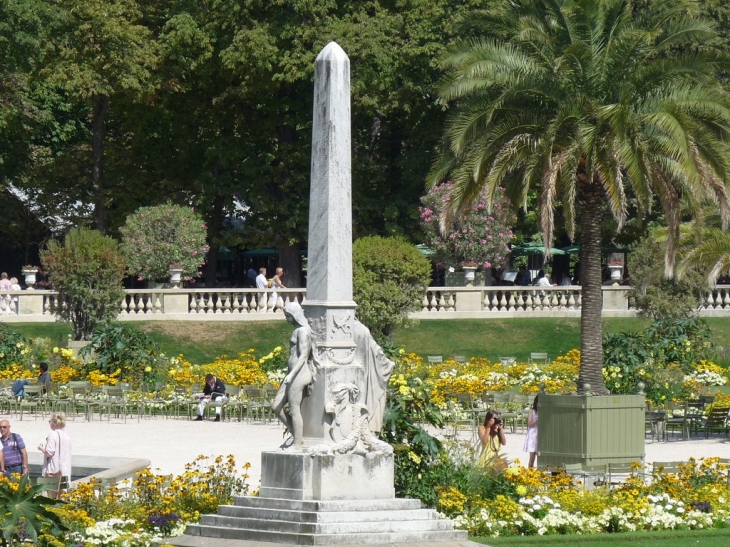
[0,419,29,478]
[194,374,226,422]
[255,268,268,289]
[523,395,539,468]
[38,412,72,497]
[272,267,287,289]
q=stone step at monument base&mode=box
[164,538,480,547]
[166,496,471,546]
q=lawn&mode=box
[473,528,730,547]
[6,316,730,366]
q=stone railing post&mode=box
[454,288,483,312]
[18,291,44,316]
[161,291,189,314]
[601,286,631,316]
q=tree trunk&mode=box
[91,95,109,234]
[277,244,301,288]
[576,172,609,395]
[204,194,225,287]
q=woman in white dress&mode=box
[523,395,539,468]
[38,412,72,498]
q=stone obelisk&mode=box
[169,41,472,545]
[300,42,359,442]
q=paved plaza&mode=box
[9,414,729,485]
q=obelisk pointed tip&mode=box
[316,41,349,63]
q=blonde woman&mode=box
[273,267,287,289]
[38,413,72,496]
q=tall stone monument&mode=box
[170,42,472,546]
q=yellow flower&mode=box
[145,366,152,373]
[516,485,527,495]
[398,349,405,355]
[53,347,59,354]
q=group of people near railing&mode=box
[0,272,21,315]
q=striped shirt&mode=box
[1,433,26,468]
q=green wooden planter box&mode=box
[537,393,645,468]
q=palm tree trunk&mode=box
[577,173,608,395]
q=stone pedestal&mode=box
[260,451,394,501]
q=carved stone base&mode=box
[259,451,394,501]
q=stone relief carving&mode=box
[331,312,352,338]
[307,382,392,456]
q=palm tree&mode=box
[429,0,730,394]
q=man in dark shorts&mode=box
[0,420,29,478]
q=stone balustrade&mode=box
[1,285,730,322]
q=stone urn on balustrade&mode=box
[21,268,38,289]
[169,268,184,288]
[608,264,623,285]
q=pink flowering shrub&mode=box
[120,202,209,281]
[419,183,515,270]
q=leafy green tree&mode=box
[629,227,708,319]
[33,0,159,233]
[119,202,208,282]
[40,227,126,340]
[429,0,730,394]
[353,236,432,338]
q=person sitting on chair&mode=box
[194,374,226,422]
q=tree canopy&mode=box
[430,0,730,394]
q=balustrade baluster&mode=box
[239,293,249,314]
[507,290,516,311]
[213,293,223,314]
[153,293,163,313]
[482,291,491,311]
[120,297,129,315]
[436,292,445,312]
[706,291,714,310]
[428,292,437,312]
[516,291,525,311]
[446,292,455,312]
[498,290,507,311]
[567,291,575,309]
[723,288,730,309]
[422,294,429,312]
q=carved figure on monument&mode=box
[354,319,395,433]
[272,302,320,450]
[307,382,393,456]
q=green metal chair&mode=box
[701,406,730,438]
[563,463,607,489]
[608,461,647,487]
[19,385,46,420]
[99,386,134,422]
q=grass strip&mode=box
[472,527,730,547]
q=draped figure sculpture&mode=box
[353,319,395,434]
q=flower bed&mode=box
[447,460,730,537]
[0,455,251,547]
